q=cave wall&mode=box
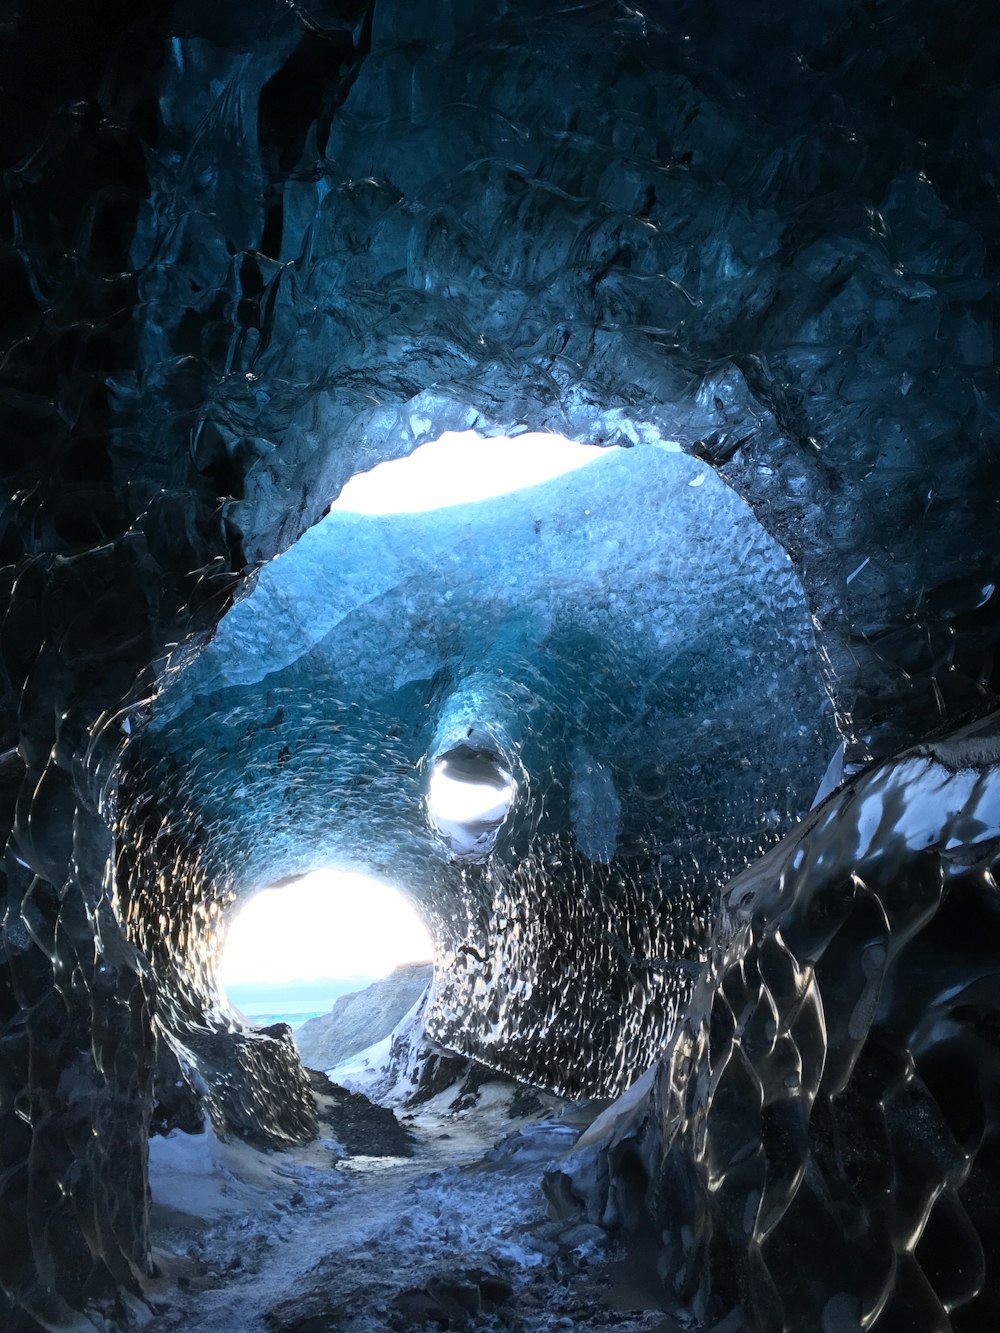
[121,441,837,1109]
[0,0,997,1328]
[131,0,1000,759]
[548,714,1000,1330]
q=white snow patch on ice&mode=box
[852,757,1000,861]
[148,1118,225,1177]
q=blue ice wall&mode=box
[1,0,998,1327]
[129,441,836,1095]
[119,0,1000,765]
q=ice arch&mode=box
[119,434,836,1130]
[1,0,999,1329]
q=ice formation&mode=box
[548,714,1000,1330]
[123,440,836,1118]
[1,0,998,1329]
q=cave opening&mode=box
[117,408,839,1133]
[426,743,517,862]
[330,429,611,515]
[5,0,1000,1327]
[217,867,434,1038]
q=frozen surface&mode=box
[1,0,999,1327]
[126,441,836,1107]
[145,1085,661,1333]
[548,712,1000,1330]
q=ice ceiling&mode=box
[1,0,999,1330]
[127,433,835,1109]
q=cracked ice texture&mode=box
[124,442,835,1103]
[547,713,1000,1330]
[0,0,998,1327]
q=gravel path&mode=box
[143,1089,670,1332]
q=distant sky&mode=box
[219,868,433,986]
[332,430,609,514]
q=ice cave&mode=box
[1,0,999,1330]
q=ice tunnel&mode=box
[1,0,999,1330]
[120,430,837,1122]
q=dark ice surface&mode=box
[0,0,998,1328]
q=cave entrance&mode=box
[218,868,433,1050]
[134,415,839,1105]
[427,742,516,859]
[331,429,610,514]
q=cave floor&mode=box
[142,1085,673,1333]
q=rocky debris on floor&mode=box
[308,1068,414,1157]
[265,1247,671,1333]
[147,1077,671,1333]
[390,1268,517,1329]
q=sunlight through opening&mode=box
[332,430,610,514]
[219,868,433,1029]
[426,746,516,861]
[428,763,515,825]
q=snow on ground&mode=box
[142,1090,669,1332]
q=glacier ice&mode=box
[1,0,999,1327]
[122,438,837,1109]
[569,749,621,865]
[547,712,1000,1331]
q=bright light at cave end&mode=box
[333,430,610,514]
[219,868,433,986]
